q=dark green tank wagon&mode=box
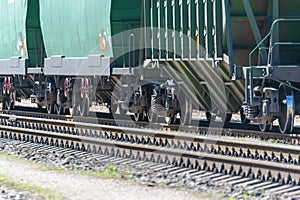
[0,0,44,75]
[41,0,142,76]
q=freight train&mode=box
[0,0,299,134]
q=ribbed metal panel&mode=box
[146,0,223,61]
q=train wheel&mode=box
[259,121,273,132]
[55,104,64,115]
[206,112,216,122]
[2,95,8,110]
[80,79,85,99]
[69,88,79,116]
[147,107,158,123]
[79,97,89,117]
[6,90,16,111]
[45,79,56,115]
[165,115,176,125]
[180,96,192,126]
[109,101,117,115]
[119,105,127,115]
[69,107,78,116]
[278,84,295,134]
[47,104,54,114]
[222,113,232,123]
[132,112,143,122]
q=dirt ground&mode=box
[0,156,202,200]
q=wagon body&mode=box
[142,0,300,113]
[0,0,44,73]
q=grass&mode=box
[0,174,64,200]
[242,193,252,198]
[80,164,131,179]
[259,188,265,194]
[35,161,131,180]
[0,153,27,163]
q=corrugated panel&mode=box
[145,0,223,61]
[0,0,28,59]
[39,0,113,58]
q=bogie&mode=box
[0,0,299,135]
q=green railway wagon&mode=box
[0,0,45,110]
[38,0,143,115]
[41,0,142,76]
[141,0,300,132]
[0,0,44,73]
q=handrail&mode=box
[257,47,269,66]
[249,30,271,67]
[249,18,300,67]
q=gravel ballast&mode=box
[0,139,291,200]
[0,156,202,200]
[0,141,203,200]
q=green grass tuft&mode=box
[81,164,131,179]
[242,193,252,198]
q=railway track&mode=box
[2,109,300,145]
[0,111,300,197]
[1,136,300,199]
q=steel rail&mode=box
[1,113,300,156]
[1,124,300,184]
[2,109,300,144]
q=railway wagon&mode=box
[0,0,44,109]
[143,0,300,134]
[0,0,299,134]
[0,0,142,115]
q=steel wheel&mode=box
[109,101,117,115]
[6,97,15,111]
[147,107,158,123]
[6,90,15,111]
[69,106,78,116]
[206,112,216,122]
[47,104,54,114]
[118,105,127,115]
[79,97,89,117]
[2,95,7,110]
[55,104,64,115]
[180,96,192,126]
[259,121,273,132]
[69,90,79,116]
[132,112,143,122]
[165,115,176,125]
[222,113,232,123]
[278,84,295,134]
